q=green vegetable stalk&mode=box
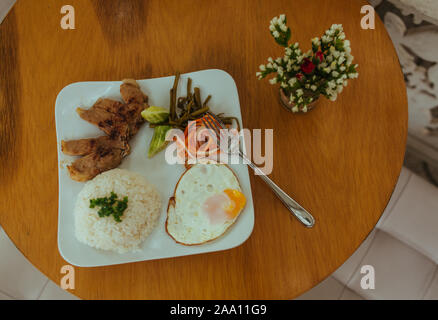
[148,125,172,158]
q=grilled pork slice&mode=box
[62,79,148,182]
[120,79,148,105]
[76,102,130,140]
[61,136,128,157]
[67,145,125,182]
[120,80,148,137]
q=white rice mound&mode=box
[74,169,161,253]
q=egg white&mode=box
[166,164,244,245]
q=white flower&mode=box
[269,24,275,32]
[311,85,317,91]
[293,42,299,48]
[302,106,308,113]
[288,78,297,86]
[277,67,284,76]
[259,64,266,71]
[272,31,280,38]
[339,33,345,40]
[267,63,273,69]
[290,94,295,102]
[275,57,282,64]
[333,51,340,58]
[279,14,286,22]
[332,71,339,77]
[269,77,277,84]
[268,57,274,63]
[296,89,303,97]
[280,24,288,32]
[338,56,345,65]
[329,94,337,101]
[271,17,278,24]
[344,80,348,86]
[337,85,343,93]
[281,82,288,88]
[330,61,337,69]
[336,78,344,84]
[285,47,292,55]
[345,46,352,54]
[328,80,336,89]
[340,66,346,71]
[298,97,303,103]
[292,106,299,113]
[344,40,350,48]
[297,56,303,63]
[305,84,310,89]
[256,72,261,77]
[324,67,331,73]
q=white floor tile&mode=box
[0,290,14,300]
[424,268,438,300]
[38,280,79,300]
[0,0,15,24]
[0,227,48,299]
[332,229,377,285]
[347,231,436,300]
[295,277,345,300]
[376,167,412,228]
[339,287,364,300]
[379,173,438,263]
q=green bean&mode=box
[187,78,192,97]
[169,89,175,121]
[219,116,241,131]
[203,95,211,107]
[191,106,209,117]
[194,87,201,108]
[170,72,180,120]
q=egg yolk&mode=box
[202,189,246,224]
[223,189,246,219]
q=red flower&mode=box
[316,51,324,62]
[296,73,303,80]
[301,58,315,74]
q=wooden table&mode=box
[0,0,407,299]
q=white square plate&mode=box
[56,69,255,267]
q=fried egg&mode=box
[166,164,246,245]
